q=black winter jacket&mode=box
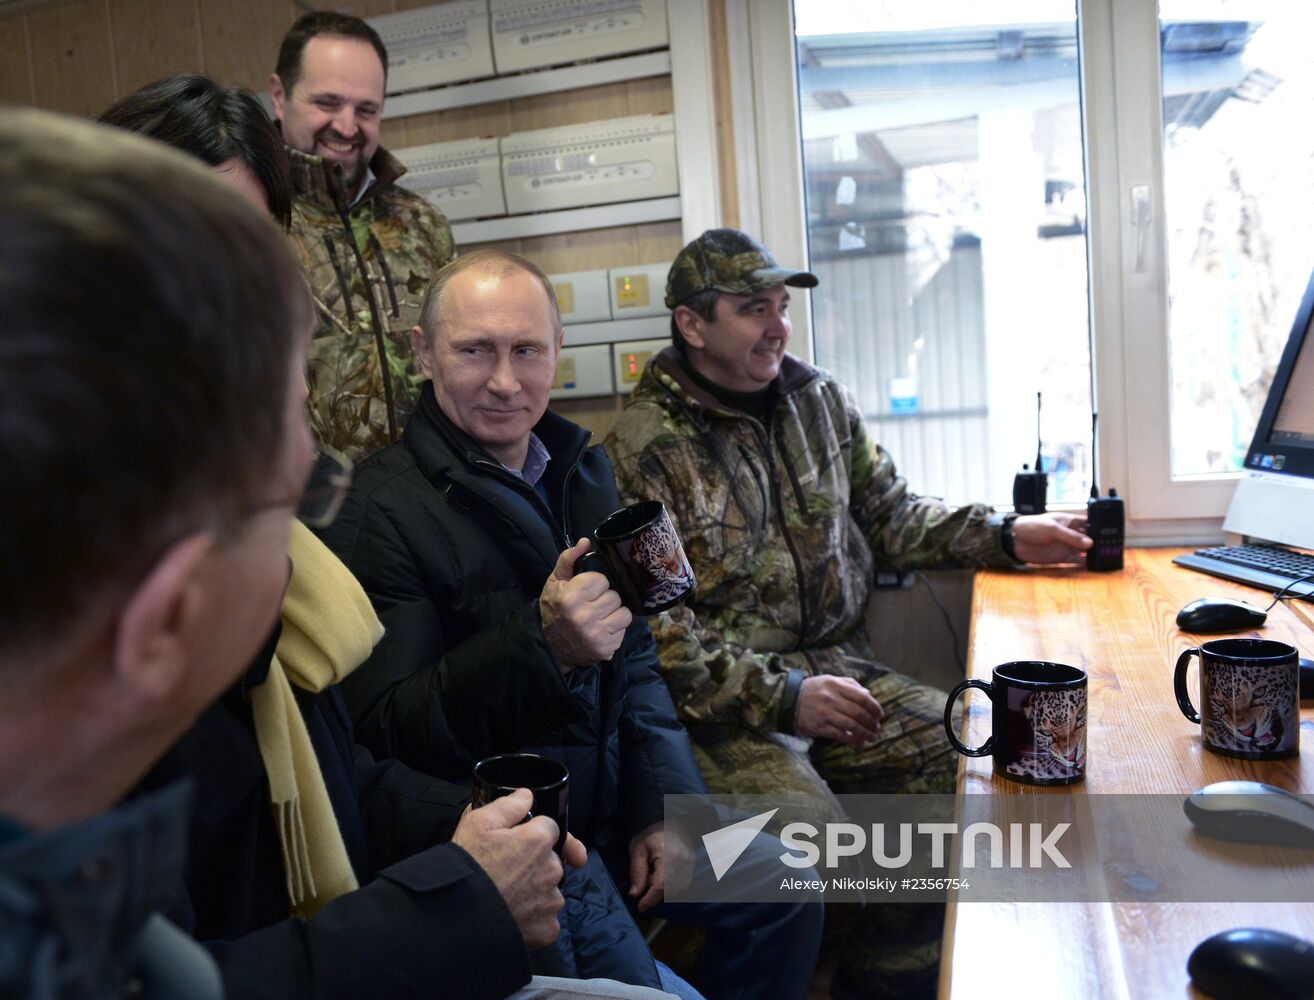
[320,385,706,852]
[138,630,533,1000]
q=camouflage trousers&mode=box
[690,669,962,999]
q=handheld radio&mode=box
[1012,392,1048,514]
[1085,412,1125,572]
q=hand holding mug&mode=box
[541,538,633,669]
[451,789,566,950]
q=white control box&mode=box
[394,136,506,222]
[608,262,668,320]
[500,113,678,215]
[548,269,611,325]
[551,343,614,399]
[612,337,667,394]
[369,2,495,95]
[489,0,668,75]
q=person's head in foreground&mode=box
[98,72,293,227]
[0,108,314,831]
[665,227,818,393]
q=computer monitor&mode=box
[1224,265,1314,548]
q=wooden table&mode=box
[939,547,1314,999]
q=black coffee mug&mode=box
[576,500,696,614]
[944,661,1088,786]
[1174,638,1299,760]
[471,753,570,856]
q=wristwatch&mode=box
[999,513,1021,562]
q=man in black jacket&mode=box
[0,107,305,1000]
[320,250,824,1000]
[141,615,685,1000]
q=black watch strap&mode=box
[778,667,807,735]
[1000,513,1021,562]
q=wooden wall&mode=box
[0,0,736,439]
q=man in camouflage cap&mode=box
[271,10,456,462]
[605,228,1092,998]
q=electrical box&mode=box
[551,344,614,399]
[608,262,668,320]
[500,113,678,215]
[548,269,611,325]
[489,0,668,75]
[369,2,495,95]
[612,338,667,394]
[393,136,506,222]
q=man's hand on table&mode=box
[1014,512,1093,565]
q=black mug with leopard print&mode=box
[1174,638,1299,760]
[576,500,697,615]
[943,661,1087,786]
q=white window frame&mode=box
[729,0,1246,544]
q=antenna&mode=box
[1085,409,1125,571]
[1012,391,1049,514]
[1090,411,1100,499]
[1035,392,1044,472]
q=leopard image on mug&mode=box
[577,500,696,614]
[943,661,1087,786]
[1174,638,1299,759]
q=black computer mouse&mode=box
[1183,781,1314,848]
[1188,928,1314,1000]
[1176,597,1268,633]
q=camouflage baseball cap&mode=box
[665,228,818,309]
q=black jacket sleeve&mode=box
[616,620,708,838]
[323,490,588,778]
[202,844,531,1000]
[351,736,470,871]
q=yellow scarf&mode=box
[250,520,384,918]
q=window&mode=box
[795,4,1093,507]
[732,0,1314,538]
[1158,3,1314,478]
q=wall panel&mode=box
[0,14,34,105]
[198,0,295,90]
[27,0,115,116]
[108,0,201,97]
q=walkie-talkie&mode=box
[1012,392,1048,514]
[1086,412,1124,572]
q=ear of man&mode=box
[410,325,436,380]
[111,532,216,705]
[673,305,709,351]
[268,74,287,121]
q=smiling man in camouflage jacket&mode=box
[604,228,1092,997]
[272,11,456,461]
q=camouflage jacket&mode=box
[604,348,1011,736]
[289,146,455,461]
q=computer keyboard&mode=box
[1173,544,1314,599]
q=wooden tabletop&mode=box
[939,547,1314,999]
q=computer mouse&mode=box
[1188,927,1314,1000]
[1183,781,1314,848]
[1176,597,1268,633]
